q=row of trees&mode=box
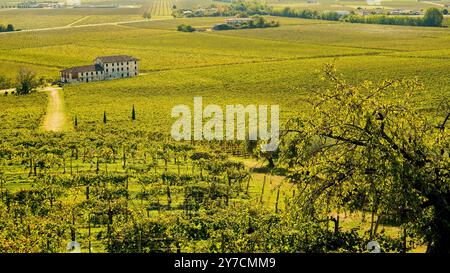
[272,7,445,27]
[344,8,444,27]
[272,7,341,21]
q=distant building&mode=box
[18,1,62,8]
[225,18,255,24]
[388,9,404,15]
[357,9,371,16]
[61,55,139,84]
[335,10,351,16]
[373,8,384,15]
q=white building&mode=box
[226,18,255,24]
[61,55,139,84]
[65,0,81,6]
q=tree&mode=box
[103,111,107,124]
[74,115,78,128]
[442,9,448,15]
[15,68,38,95]
[131,105,136,121]
[423,8,443,27]
[281,64,450,253]
[143,12,151,19]
[177,24,195,32]
[254,16,266,28]
[6,24,14,32]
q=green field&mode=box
[1,1,450,253]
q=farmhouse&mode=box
[60,55,139,83]
[225,18,255,25]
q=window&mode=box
[134,61,136,64]
[106,69,108,72]
[112,68,115,72]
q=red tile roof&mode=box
[61,64,102,74]
[96,55,139,63]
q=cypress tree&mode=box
[132,105,136,121]
[103,111,107,124]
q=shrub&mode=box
[423,8,444,27]
[212,23,233,31]
[177,24,196,32]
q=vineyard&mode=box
[1,7,450,253]
[147,0,177,18]
[0,6,147,29]
[0,128,295,252]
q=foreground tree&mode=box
[281,64,450,253]
[15,68,38,95]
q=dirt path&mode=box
[0,88,15,95]
[66,16,90,27]
[42,86,67,132]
